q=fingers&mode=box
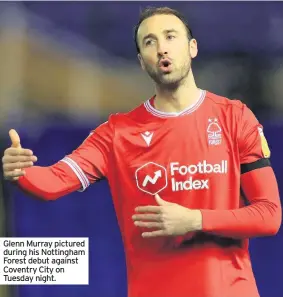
[133,209,171,237]
[3,154,37,163]
[4,148,34,157]
[2,153,37,177]
[2,130,37,181]
[134,221,163,229]
[133,208,165,234]
[141,230,167,238]
[132,213,162,222]
[9,129,21,148]
[4,169,26,180]
[135,206,162,213]
[3,161,34,171]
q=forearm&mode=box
[17,162,82,200]
[200,167,282,239]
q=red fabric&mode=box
[17,162,81,200]
[201,166,281,238]
[16,90,281,297]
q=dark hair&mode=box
[134,6,194,53]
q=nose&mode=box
[157,41,168,57]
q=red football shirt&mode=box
[59,89,268,297]
[18,89,280,297]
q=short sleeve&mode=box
[238,104,271,165]
[60,119,114,191]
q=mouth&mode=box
[158,58,172,72]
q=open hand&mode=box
[132,194,202,238]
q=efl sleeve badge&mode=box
[258,127,271,158]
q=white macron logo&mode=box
[141,131,154,146]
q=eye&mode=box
[167,35,176,40]
[145,39,154,46]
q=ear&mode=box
[189,39,198,59]
[138,53,145,71]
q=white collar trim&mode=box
[144,89,206,118]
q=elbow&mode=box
[34,187,67,201]
[17,177,65,201]
[37,192,61,201]
[269,213,282,236]
[263,207,282,236]
[265,223,281,236]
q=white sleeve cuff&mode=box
[61,157,90,192]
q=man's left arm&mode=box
[200,104,282,239]
[200,164,281,238]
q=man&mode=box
[2,6,282,297]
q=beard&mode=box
[144,58,191,90]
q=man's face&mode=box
[137,14,198,87]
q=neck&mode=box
[154,71,200,113]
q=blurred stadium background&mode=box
[0,2,282,297]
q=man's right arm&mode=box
[2,121,113,200]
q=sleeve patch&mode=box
[258,127,271,158]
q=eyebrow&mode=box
[142,29,178,43]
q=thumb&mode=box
[9,129,21,148]
[155,193,171,206]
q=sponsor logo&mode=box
[135,162,167,195]
[135,160,228,195]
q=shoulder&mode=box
[103,101,148,126]
[205,90,255,121]
[205,90,245,111]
